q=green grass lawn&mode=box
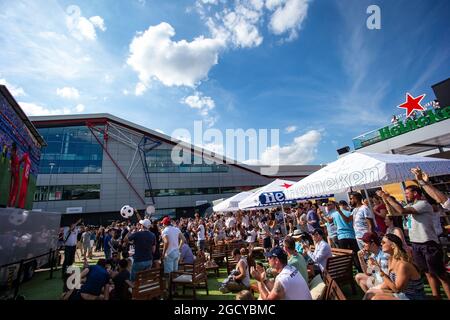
[14,254,446,300]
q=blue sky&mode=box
[0,0,449,166]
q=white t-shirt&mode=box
[197,224,206,241]
[63,227,78,246]
[246,230,257,243]
[408,200,438,243]
[242,215,250,228]
[352,205,376,238]
[276,265,312,300]
[162,226,181,254]
[225,217,236,229]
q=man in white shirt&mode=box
[251,247,312,300]
[225,213,236,229]
[62,218,82,289]
[193,219,206,252]
[349,192,376,249]
[302,228,332,274]
[161,217,186,276]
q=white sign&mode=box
[66,207,83,214]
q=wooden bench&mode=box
[326,249,356,294]
[169,257,209,300]
[323,271,346,300]
[131,268,166,300]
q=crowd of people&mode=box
[59,167,449,300]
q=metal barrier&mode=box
[0,248,59,300]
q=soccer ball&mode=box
[9,210,29,226]
[120,205,134,219]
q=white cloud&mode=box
[201,0,219,4]
[127,22,224,90]
[56,86,80,99]
[244,129,321,165]
[268,0,309,40]
[0,78,26,97]
[181,92,217,127]
[182,92,215,110]
[204,1,264,48]
[89,16,106,32]
[75,104,85,112]
[285,125,297,133]
[155,129,165,134]
[19,101,86,116]
[65,5,106,41]
[265,0,285,10]
[135,82,147,96]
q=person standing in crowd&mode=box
[384,215,409,253]
[321,204,338,248]
[251,247,312,300]
[306,201,321,233]
[62,218,82,281]
[103,229,113,260]
[283,236,308,283]
[372,195,388,234]
[379,187,450,299]
[193,219,206,252]
[149,220,162,268]
[81,227,92,260]
[302,228,332,274]
[355,232,390,292]
[366,234,425,300]
[124,218,155,281]
[161,217,186,277]
[325,201,362,271]
[350,192,376,249]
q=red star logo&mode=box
[397,93,426,117]
[281,183,293,189]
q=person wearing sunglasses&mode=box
[365,234,425,300]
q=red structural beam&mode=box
[87,122,146,206]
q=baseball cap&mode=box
[264,246,287,260]
[139,219,151,229]
[161,216,171,225]
[359,232,380,245]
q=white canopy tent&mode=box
[212,191,254,212]
[285,152,450,200]
[238,179,298,210]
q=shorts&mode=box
[131,260,152,281]
[411,241,446,277]
[197,240,206,251]
[263,237,272,249]
[164,249,180,274]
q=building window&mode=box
[144,149,229,173]
[37,126,103,174]
[145,185,260,198]
[34,184,100,201]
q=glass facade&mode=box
[37,126,103,174]
[34,184,101,202]
[145,149,229,173]
[145,185,260,198]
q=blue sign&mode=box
[259,191,286,205]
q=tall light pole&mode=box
[46,162,55,211]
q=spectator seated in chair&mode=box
[219,248,250,293]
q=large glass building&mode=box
[30,114,321,225]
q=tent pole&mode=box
[281,203,288,235]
